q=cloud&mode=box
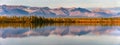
[0,0,119,8]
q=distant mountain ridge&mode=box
[0,5,119,17]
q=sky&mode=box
[0,0,120,8]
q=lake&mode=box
[0,23,120,45]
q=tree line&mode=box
[0,16,52,23]
[0,16,120,23]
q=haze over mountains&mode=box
[0,5,120,17]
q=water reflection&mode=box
[0,23,119,38]
[0,23,120,45]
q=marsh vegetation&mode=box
[0,16,120,24]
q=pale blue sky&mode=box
[0,0,120,8]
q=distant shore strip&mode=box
[0,16,120,24]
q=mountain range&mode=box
[0,5,120,17]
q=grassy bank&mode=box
[0,16,120,23]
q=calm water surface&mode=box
[0,23,120,45]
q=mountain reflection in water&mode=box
[0,23,120,38]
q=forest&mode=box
[0,16,120,24]
[0,16,119,29]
